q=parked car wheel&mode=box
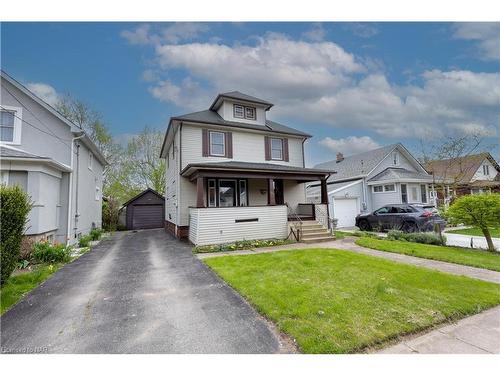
[358,219,371,231]
[402,221,417,233]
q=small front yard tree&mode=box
[0,185,32,284]
[446,193,500,252]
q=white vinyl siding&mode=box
[188,205,288,246]
[181,124,304,168]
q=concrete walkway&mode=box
[378,305,500,354]
[198,237,500,284]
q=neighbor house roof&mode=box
[210,91,274,111]
[0,145,72,172]
[425,153,500,184]
[314,144,401,182]
[170,109,311,138]
[121,188,164,207]
[180,161,334,180]
[368,167,433,184]
[1,70,107,165]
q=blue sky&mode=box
[2,22,499,165]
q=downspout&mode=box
[74,143,81,235]
[66,132,85,244]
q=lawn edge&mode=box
[355,237,500,272]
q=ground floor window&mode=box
[401,184,408,203]
[206,178,249,207]
[420,184,427,203]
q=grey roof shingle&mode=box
[0,146,47,159]
[368,167,433,182]
[314,144,399,182]
[180,161,334,176]
[172,109,311,137]
[210,91,274,110]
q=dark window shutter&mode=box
[264,136,271,160]
[225,132,233,158]
[202,129,209,157]
[283,138,289,162]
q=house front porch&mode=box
[180,161,333,245]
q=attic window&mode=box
[392,152,399,166]
[483,165,490,175]
[233,104,256,120]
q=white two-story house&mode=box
[307,143,433,228]
[160,91,333,246]
[0,71,106,244]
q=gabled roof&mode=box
[425,152,500,184]
[368,167,433,183]
[122,188,164,207]
[1,70,107,165]
[315,144,398,182]
[210,91,274,111]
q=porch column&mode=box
[320,178,328,204]
[196,176,205,208]
[267,178,276,205]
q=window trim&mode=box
[206,178,249,207]
[392,151,399,166]
[373,185,383,193]
[401,183,408,203]
[245,106,256,120]
[233,104,244,119]
[209,131,226,157]
[420,184,427,203]
[373,184,396,193]
[483,165,490,176]
[208,179,217,207]
[88,152,93,170]
[0,105,23,145]
[270,137,284,161]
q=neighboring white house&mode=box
[306,143,433,228]
[160,91,333,246]
[0,71,106,244]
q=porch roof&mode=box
[180,161,334,182]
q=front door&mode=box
[274,179,284,205]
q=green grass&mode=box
[0,264,61,314]
[356,237,500,272]
[446,227,500,238]
[204,249,500,353]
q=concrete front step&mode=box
[301,231,331,239]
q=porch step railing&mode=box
[286,204,303,241]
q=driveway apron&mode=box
[1,229,291,354]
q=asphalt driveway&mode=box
[1,229,292,354]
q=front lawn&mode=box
[0,264,61,314]
[204,249,500,353]
[356,237,500,271]
[446,227,500,238]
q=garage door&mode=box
[333,198,359,228]
[132,204,164,229]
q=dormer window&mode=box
[245,107,256,120]
[233,104,256,120]
[233,105,244,118]
[392,151,399,166]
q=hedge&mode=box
[1,185,32,285]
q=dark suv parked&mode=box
[355,204,446,233]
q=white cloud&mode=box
[302,23,326,42]
[121,23,210,46]
[344,23,379,38]
[453,22,500,60]
[319,136,380,156]
[26,82,60,106]
[130,31,499,140]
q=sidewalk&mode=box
[197,237,500,284]
[378,305,500,354]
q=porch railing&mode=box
[286,204,303,241]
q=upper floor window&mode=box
[233,104,256,120]
[0,106,22,144]
[483,165,490,175]
[270,138,284,160]
[88,152,93,170]
[209,131,225,156]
